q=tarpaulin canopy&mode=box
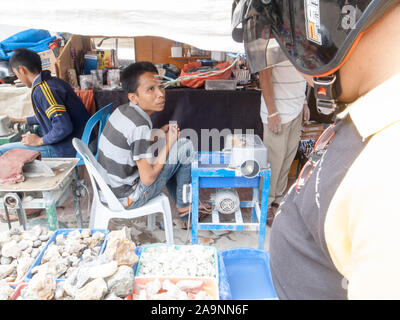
[0,0,244,53]
[0,29,56,60]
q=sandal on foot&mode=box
[178,205,211,218]
[267,207,276,228]
[177,211,210,229]
[0,209,43,223]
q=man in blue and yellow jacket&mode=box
[0,48,90,158]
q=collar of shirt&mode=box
[337,74,400,140]
[129,102,153,129]
[32,70,52,87]
[32,73,41,87]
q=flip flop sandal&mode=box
[0,209,42,223]
[178,211,210,229]
[271,202,280,209]
[267,208,276,228]
[0,213,18,223]
[178,207,211,218]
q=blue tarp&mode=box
[0,29,56,60]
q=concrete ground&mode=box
[0,185,277,252]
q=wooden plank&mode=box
[134,36,153,62]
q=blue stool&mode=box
[191,152,271,250]
[76,102,113,166]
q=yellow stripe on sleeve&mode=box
[39,84,54,107]
[43,82,58,105]
[45,106,67,118]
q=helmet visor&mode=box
[232,0,381,75]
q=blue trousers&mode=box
[0,142,59,158]
[127,138,194,210]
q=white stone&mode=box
[2,240,21,259]
[75,278,108,300]
[0,262,16,280]
[31,225,43,238]
[81,229,91,238]
[88,260,118,279]
[42,244,61,263]
[15,256,34,283]
[67,230,81,241]
[21,231,38,242]
[55,234,65,246]
[0,232,11,245]
[26,273,56,300]
[0,279,14,300]
[106,265,135,297]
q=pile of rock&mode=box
[0,225,52,285]
[0,279,15,300]
[17,227,138,300]
[134,278,216,300]
[28,229,106,281]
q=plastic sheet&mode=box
[0,29,56,60]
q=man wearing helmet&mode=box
[232,0,400,299]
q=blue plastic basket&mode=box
[24,228,109,283]
[221,247,278,300]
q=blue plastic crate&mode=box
[24,228,109,283]
[221,247,278,300]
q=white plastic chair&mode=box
[72,138,174,244]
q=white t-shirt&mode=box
[260,59,307,124]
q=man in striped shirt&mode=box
[97,62,196,215]
[0,48,90,158]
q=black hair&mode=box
[120,61,158,94]
[9,48,42,74]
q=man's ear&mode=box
[128,92,138,104]
[17,65,29,76]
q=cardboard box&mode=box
[38,49,57,76]
[55,34,91,82]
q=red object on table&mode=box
[0,149,41,184]
[180,61,232,89]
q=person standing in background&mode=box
[259,41,309,226]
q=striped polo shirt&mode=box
[97,102,153,202]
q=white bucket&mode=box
[171,46,183,57]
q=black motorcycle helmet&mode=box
[232,0,398,115]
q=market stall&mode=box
[0,0,328,302]
[94,87,262,151]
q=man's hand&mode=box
[160,124,170,133]
[21,133,44,147]
[302,103,310,125]
[268,114,282,135]
[166,123,179,147]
